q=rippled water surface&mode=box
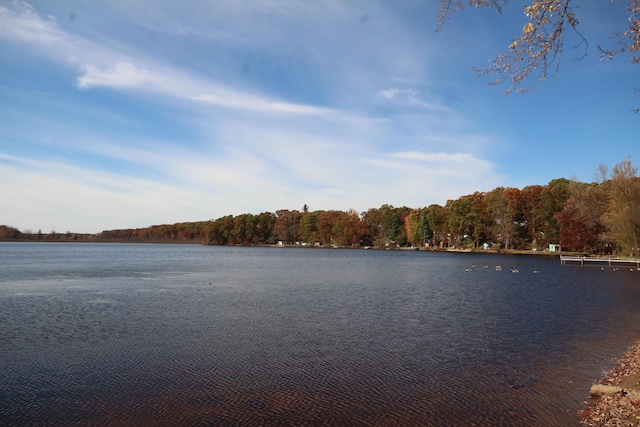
[1,242,640,426]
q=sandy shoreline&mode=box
[580,341,640,426]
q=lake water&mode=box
[1,242,639,426]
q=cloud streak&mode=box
[77,62,151,89]
[377,89,451,112]
[0,1,60,45]
[0,2,347,117]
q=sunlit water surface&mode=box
[1,243,640,426]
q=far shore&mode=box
[1,238,579,256]
[0,238,594,258]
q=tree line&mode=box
[2,158,638,257]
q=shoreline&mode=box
[581,341,640,426]
[0,239,568,253]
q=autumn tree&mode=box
[425,204,447,247]
[605,157,640,256]
[201,221,218,245]
[174,222,202,240]
[244,214,260,244]
[438,1,640,95]
[332,209,367,247]
[507,188,530,249]
[520,185,546,248]
[0,225,21,240]
[273,210,302,244]
[219,215,237,245]
[299,210,323,244]
[316,210,343,245]
[405,208,432,247]
[446,192,487,248]
[230,214,247,244]
[201,215,235,245]
[484,187,524,249]
[557,181,610,252]
[230,213,259,245]
[362,204,411,248]
[537,178,571,245]
[485,187,512,249]
[255,212,277,244]
[404,209,419,247]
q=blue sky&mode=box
[1,0,638,233]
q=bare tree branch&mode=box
[438,1,639,96]
[437,0,507,31]
[599,0,640,63]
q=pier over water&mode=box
[560,255,640,267]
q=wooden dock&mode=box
[560,255,640,267]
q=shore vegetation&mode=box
[2,158,639,257]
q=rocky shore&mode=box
[581,342,640,426]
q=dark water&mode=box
[1,243,639,426]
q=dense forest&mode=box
[2,158,639,256]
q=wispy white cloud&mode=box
[0,1,348,117]
[392,151,476,163]
[189,93,338,117]
[0,1,60,45]
[0,151,277,232]
[377,88,451,112]
[360,151,495,180]
[0,154,198,232]
[0,1,109,67]
[77,62,151,89]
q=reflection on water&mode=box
[1,243,639,426]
